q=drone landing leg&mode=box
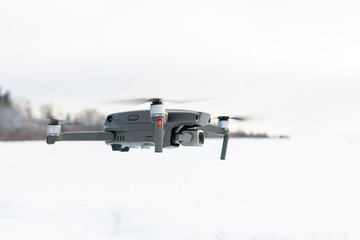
[152,116,164,153]
[198,125,229,160]
[220,134,229,160]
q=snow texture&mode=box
[1,138,360,240]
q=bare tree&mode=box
[74,109,105,125]
[0,87,12,107]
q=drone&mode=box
[46,98,246,160]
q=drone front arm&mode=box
[199,124,228,135]
[46,131,115,144]
[198,125,230,160]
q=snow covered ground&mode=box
[1,138,360,240]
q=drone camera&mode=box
[173,129,204,146]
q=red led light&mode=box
[158,119,162,127]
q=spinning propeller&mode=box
[214,115,249,129]
[47,118,62,136]
[101,98,212,105]
[217,116,248,121]
[46,118,83,135]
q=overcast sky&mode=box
[1,0,359,138]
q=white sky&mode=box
[1,0,359,138]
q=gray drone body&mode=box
[104,109,210,149]
[46,100,231,159]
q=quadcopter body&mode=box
[46,99,233,159]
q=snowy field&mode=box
[1,138,360,240]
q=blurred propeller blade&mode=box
[24,117,81,125]
[165,98,214,104]
[99,98,155,105]
[230,116,248,121]
[215,116,250,121]
[99,98,213,105]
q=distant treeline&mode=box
[0,87,104,141]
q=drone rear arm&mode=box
[46,131,115,144]
[198,125,230,160]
